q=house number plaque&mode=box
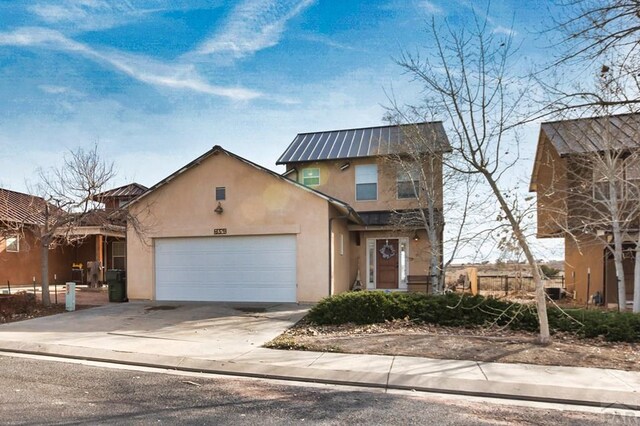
[213,228,227,235]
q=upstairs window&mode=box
[625,160,640,200]
[356,164,378,201]
[592,164,625,202]
[397,168,421,199]
[301,168,320,187]
[5,236,19,252]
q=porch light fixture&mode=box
[413,231,420,241]
[340,162,350,171]
[214,202,224,214]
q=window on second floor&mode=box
[355,164,377,201]
[301,168,320,187]
[592,159,638,201]
[397,168,421,199]
[4,236,19,252]
[625,160,640,200]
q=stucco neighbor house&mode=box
[0,185,136,287]
[530,113,640,307]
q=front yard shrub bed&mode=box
[307,291,640,343]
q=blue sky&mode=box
[0,0,564,259]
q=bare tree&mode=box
[395,15,551,342]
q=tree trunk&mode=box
[633,232,640,313]
[484,173,550,344]
[611,222,627,311]
[40,239,51,307]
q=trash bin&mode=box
[106,269,127,303]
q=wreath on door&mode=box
[379,240,396,259]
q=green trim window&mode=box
[301,168,320,187]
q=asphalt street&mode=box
[0,354,633,425]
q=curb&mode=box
[0,340,638,411]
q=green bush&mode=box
[307,291,640,343]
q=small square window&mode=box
[216,187,226,201]
[5,236,18,253]
[301,168,320,187]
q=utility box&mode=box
[106,269,127,303]
[65,282,76,311]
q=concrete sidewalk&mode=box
[0,303,638,410]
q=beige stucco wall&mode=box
[564,234,604,303]
[126,150,342,302]
[533,135,567,238]
[286,156,444,212]
[330,208,352,294]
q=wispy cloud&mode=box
[418,1,444,15]
[492,25,518,37]
[0,27,262,101]
[298,33,355,51]
[194,0,315,58]
[27,0,219,32]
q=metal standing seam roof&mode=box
[276,122,451,164]
[95,182,148,199]
[541,113,640,156]
[0,188,48,225]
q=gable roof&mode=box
[541,112,640,156]
[95,183,148,199]
[0,188,48,225]
[531,113,640,192]
[276,122,451,164]
[127,146,363,225]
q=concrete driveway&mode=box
[0,302,309,360]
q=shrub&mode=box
[0,292,36,318]
[307,291,640,342]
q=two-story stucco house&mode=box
[276,123,450,293]
[125,122,450,303]
[530,113,640,307]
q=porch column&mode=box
[96,235,104,282]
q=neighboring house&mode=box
[530,113,640,306]
[0,184,136,287]
[95,183,148,210]
[277,123,450,293]
[126,146,362,303]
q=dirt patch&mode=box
[266,319,640,372]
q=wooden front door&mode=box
[376,239,399,289]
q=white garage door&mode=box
[155,235,297,302]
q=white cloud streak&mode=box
[0,27,262,101]
[418,1,444,15]
[492,25,518,37]
[194,0,315,58]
